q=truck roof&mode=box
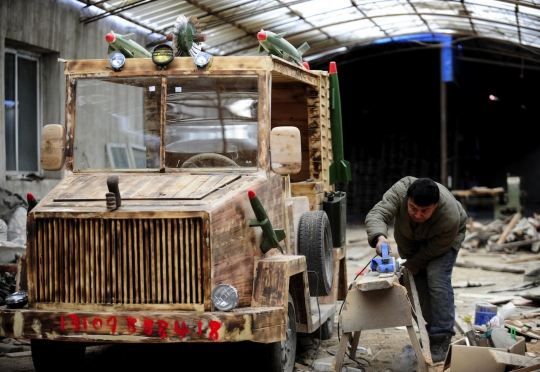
[63,55,327,86]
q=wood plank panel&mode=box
[188,175,229,199]
[124,221,132,304]
[0,307,286,343]
[271,82,310,182]
[99,220,105,303]
[179,219,186,303]
[136,220,144,303]
[176,175,211,199]
[166,219,173,303]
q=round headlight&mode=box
[211,284,239,311]
[5,291,28,309]
[109,52,126,71]
[152,44,174,69]
[194,52,212,68]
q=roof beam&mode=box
[515,4,522,45]
[406,0,434,35]
[80,0,158,25]
[225,11,540,56]
[277,0,340,48]
[497,0,540,12]
[460,0,477,35]
[183,0,253,34]
[351,0,390,38]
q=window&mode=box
[128,143,147,168]
[4,48,40,173]
[73,77,159,170]
[106,143,131,168]
[165,76,258,168]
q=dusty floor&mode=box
[2,223,540,371]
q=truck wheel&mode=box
[298,210,334,296]
[266,294,297,372]
[180,153,238,168]
[31,339,86,371]
[314,314,335,340]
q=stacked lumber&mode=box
[463,213,540,253]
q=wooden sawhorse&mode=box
[331,269,432,372]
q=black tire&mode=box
[298,210,334,296]
[180,153,238,168]
[314,314,335,341]
[31,339,86,371]
[266,294,297,372]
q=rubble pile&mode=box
[0,187,28,264]
[0,272,16,305]
[463,213,540,253]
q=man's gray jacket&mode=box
[365,176,468,269]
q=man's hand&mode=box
[403,261,419,275]
[376,236,391,256]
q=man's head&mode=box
[406,178,439,223]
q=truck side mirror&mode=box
[40,124,66,171]
[270,126,301,175]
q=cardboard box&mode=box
[443,336,526,371]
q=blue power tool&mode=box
[370,243,399,274]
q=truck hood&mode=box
[51,173,244,202]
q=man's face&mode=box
[407,198,437,223]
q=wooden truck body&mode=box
[0,55,348,372]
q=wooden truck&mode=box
[0,53,349,372]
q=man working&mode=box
[365,176,468,363]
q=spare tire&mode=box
[298,210,334,296]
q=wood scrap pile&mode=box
[463,213,540,253]
[0,271,15,305]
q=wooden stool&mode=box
[331,268,432,372]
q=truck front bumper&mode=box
[0,306,286,343]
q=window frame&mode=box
[4,47,42,175]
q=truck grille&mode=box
[31,218,205,305]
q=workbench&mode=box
[331,269,432,371]
[452,176,524,219]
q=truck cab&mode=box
[0,54,348,372]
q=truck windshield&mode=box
[165,76,258,169]
[72,75,258,171]
[73,76,161,170]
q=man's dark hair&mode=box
[407,178,440,206]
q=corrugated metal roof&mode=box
[77,0,540,63]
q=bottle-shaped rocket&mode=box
[105,31,152,58]
[27,192,38,216]
[328,61,352,185]
[257,29,310,68]
[248,190,286,254]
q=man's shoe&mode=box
[429,334,452,363]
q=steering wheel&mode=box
[180,153,238,168]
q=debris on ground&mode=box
[463,213,540,253]
[0,273,16,305]
[0,188,29,265]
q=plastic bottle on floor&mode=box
[392,344,418,372]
